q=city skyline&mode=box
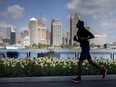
[0,0,116,43]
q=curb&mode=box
[0,75,116,83]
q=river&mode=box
[0,48,116,59]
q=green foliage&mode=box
[0,58,116,77]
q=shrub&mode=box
[0,58,116,77]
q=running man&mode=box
[72,20,107,82]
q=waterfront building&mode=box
[37,17,47,44]
[10,30,16,45]
[62,37,67,45]
[37,26,47,44]
[0,32,2,39]
[2,38,9,46]
[20,30,29,38]
[46,28,50,44]
[16,36,23,44]
[29,17,38,44]
[38,17,45,27]
[23,36,30,46]
[29,17,49,45]
[51,19,62,46]
[90,34,107,46]
[6,26,13,39]
[70,13,80,45]
[67,31,70,45]
[0,32,3,45]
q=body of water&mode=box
[0,48,116,59]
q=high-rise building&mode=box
[46,28,50,44]
[38,17,45,27]
[23,36,30,46]
[16,36,23,44]
[10,30,16,45]
[0,32,2,40]
[70,13,80,45]
[29,17,38,44]
[0,32,3,45]
[29,17,49,45]
[51,19,62,46]
[67,31,70,45]
[62,37,67,45]
[2,39,10,46]
[20,30,29,38]
[37,26,47,44]
[37,17,47,44]
[6,26,13,39]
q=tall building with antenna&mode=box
[37,17,47,44]
[38,17,45,27]
[29,17,48,45]
[70,13,80,45]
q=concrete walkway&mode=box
[0,80,116,87]
[0,75,116,83]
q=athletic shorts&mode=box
[80,47,91,60]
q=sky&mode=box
[0,0,116,43]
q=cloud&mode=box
[67,0,116,42]
[67,0,81,10]
[67,0,116,15]
[100,18,116,29]
[0,21,10,29]
[0,21,15,30]
[0,21,15,38]
[0,4,25,19]
[0,21,8,29]
[67,0,116,30]
[0,21,27,36]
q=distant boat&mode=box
[5,46,18,49]
[5,44,26,49]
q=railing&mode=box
[26,51,115,59]
[1,51,116,59]
[58,52,114,59]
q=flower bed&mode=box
[0,57,116,77]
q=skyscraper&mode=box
[6,26,13,39]
[67,31,70,45]
[62,37,67,45]
[70,13,80,45]
[46,28,50,44]
[51,19,62,46]
[37,17,47,44]
[0,32,3,44]
[10,30,16,45]
[23,36,30,46]
[29,17,48,45]
[20,30,29,38]
[37,26,47,44]
[38,17,45,27]
[29,17,38,44]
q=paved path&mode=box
[0,80,116,87]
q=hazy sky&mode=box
[0,0,116,43]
